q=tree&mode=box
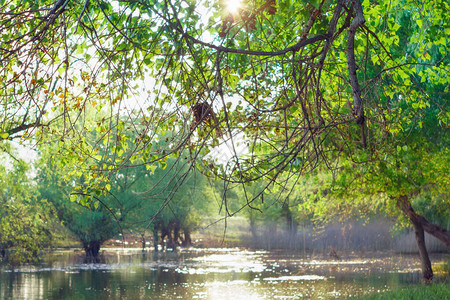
[297,138,449,281]
[1,0,448,280]
[128,152,218,251]
[0,145,56,264]
[225,180,305,248]
[37,148,120,260]
[36,134,153,259]
[36,128,217,255]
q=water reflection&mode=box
[0,248,448,299]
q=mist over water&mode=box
[239,219,448,253]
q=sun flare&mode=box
[225,0,242,14]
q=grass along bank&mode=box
[358,282,450,300]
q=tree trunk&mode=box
[173,220,181,248]
[160,224,172,251]
[182,228,192,247]
[152,229,159,252]
[411,217,433,282]
[395,195,449,282]
[167,225,176,251]
[141,233,146,251]
[83,241,101,262]
[282,202,297,249]
[249,212,258,241]
[397,195,450,247]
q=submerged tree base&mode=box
[83,241,102,263]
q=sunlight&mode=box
[225,0,242,14]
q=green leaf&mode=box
[70,194,78,202]
[416,19,423,28]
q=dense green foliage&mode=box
[35,134,218,255]
[0,146,58,264]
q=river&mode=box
[0,248,448,299]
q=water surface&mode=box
[0,248,447,299]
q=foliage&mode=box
[0,200,55,265]
[288,0,450,233]
[298,142,450,227]
[36,127,218,253]
[123,149,219,243]
[0,0,447,204]
[36,142,143,254]
[0,147,56,264]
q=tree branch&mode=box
[182,32,330,57]
[396,195,450,248]
[9,122,44,136]
[346,0,366,148]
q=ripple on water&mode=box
[303,260,368,265]
[263,275,326,281]
[183,252,267,274]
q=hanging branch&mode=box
[346,0,367,149]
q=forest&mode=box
[0,0,448,294]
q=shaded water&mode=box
[0,248,448,299]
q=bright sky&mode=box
[226,0,242,14]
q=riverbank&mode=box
[358,282,450,299]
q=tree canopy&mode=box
[1,0,448,280]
